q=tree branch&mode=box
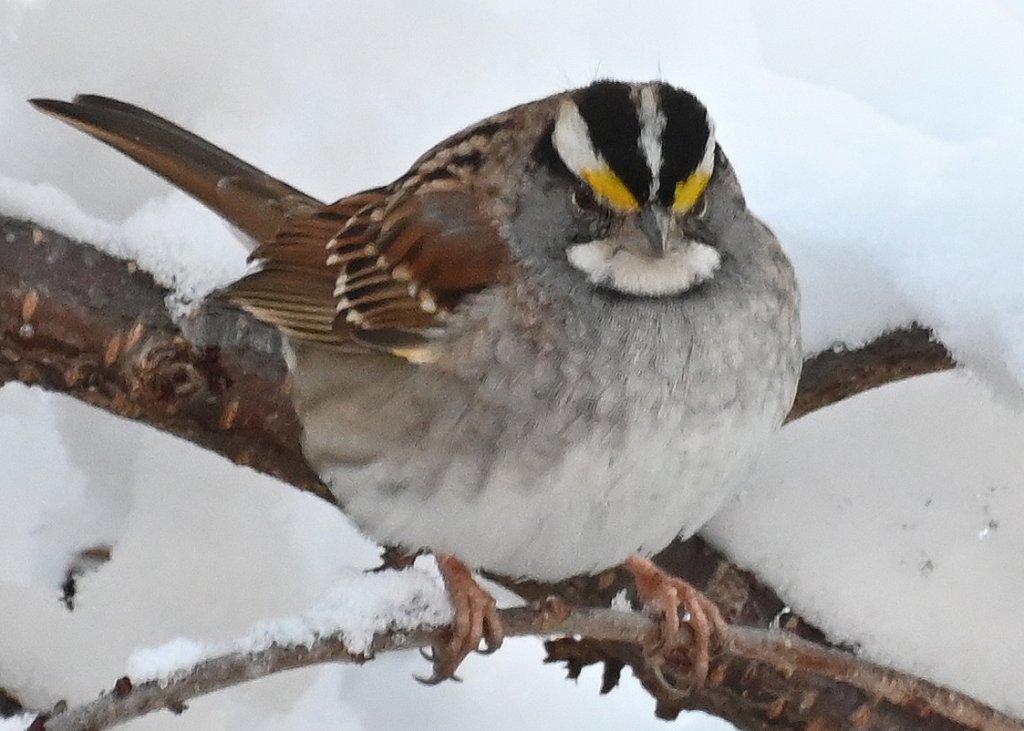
[788,326,954,422]
[3,213,994,731]
[26,604,1022,731]
[0,215,326,499]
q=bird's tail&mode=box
[30,94,323,250]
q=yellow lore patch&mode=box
[673,171,711,213]
[581,167,640,211]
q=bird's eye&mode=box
[692,196,709,219]
[568,184,616,243]
[571,185,604,214]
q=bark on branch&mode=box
[2,214,988,731]
[26,604,1023,731]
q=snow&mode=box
[0,177,246,315]
[126,566,452,682]
[0,716,36,731]
[705,369,1024,714]
[1,0,1023,729]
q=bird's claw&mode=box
[414,668,462,686]
[648,660,692,698]
[414,554,504,684]
[623,554,728,689]
[474,642,500,656]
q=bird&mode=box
[31,81,801,686]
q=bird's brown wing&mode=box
[32,94,510,355]
[227,184,509,353]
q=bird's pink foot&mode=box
[417,554,503,684]
[623,554,727,689]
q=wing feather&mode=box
[32,93,512,357]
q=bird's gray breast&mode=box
[290,222,800,579]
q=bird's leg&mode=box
[417,553,504,684]
[622,554,727,689]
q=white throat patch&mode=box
[567,239,721,296]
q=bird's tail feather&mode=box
[30,94,322,249]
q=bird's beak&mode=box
[638,207,672,256]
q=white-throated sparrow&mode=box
[33,81,801,684]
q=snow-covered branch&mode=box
[0,214,326,499]
[23,598,1023,731]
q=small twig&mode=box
[32,606,649,731]
[27,605,1022,731]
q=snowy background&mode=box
[2,1,1024,729]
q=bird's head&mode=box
[518,80,725,298]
